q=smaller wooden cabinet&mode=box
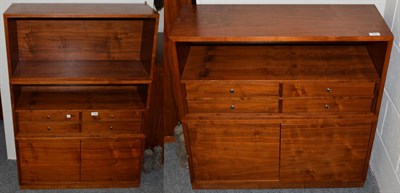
[4,3,159,189]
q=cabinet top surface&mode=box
[170,5,393,42]
[4,3,158,18]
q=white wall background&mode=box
[2,1,400,192]
[0,0,163,160]
[370,0,400,192]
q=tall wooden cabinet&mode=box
[4,4,158,189]
[169,5,393,189]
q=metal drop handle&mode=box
[326,88,332,93]
[230,88,235,94]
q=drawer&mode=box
[185,82,279,99]
[282,98,373,113]
[187,99,279,113]
[82,110,143,122]
[18,122,80,133]
[282,82,376,97]
[82,122,142,133]
[17,111,80,122]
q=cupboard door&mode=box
[18,139,80,184]
[187,122,280,182]
[81,138,143,182]
[281,123,372,182]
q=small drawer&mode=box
[282,82,376,97]
[82,110,143,122]
[18,122,80,133]
[82,122,142,133]
[185,82,279,99]
[282,98,373,113]
[17,111,80,122]
[187,99,279,113]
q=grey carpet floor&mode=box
[1,121,380,193]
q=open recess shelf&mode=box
[181,44,380,82]
[16,86,146,111]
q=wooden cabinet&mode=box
[169,5,393,189]
[4,4,158,189]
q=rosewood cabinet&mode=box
[169,5,393,189]
[4,3,158,189]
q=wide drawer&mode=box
[18,122,80,133]
[82,110,143,122]
[185,82,279,99]
[282,98,373,113]
[187,99,279,113]
[82,122,142,133]
[282,82,376,97]
[17,111,80,122]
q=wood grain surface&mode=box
[281,123,372,182]
[170,5,392,41]
[187,123,280,182]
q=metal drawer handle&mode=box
[110,115,114,118]
[326,88,332,93]
[47,127,52,131]
[324,104,331,109]
[110,126,113,130]
[230,105,235,110]
[230,88,235,94]
[65,114,72,119]
[46,115,51,119]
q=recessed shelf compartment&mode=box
[181,45,380,82]
[16,86,146,111]
[12,60,150,84]
[6,18,157,84]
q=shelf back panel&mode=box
[16,19,143,61]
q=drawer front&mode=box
[187,122,280,182]
[81,138,143,182]
[282,98,372,113]
[185,82,279,99]
[18,139,80,184]
[282,82,375,97]
[18,122,80,133]
[82,122,142,133]
[187,99,279,113]
[17,111,80,122]
[82,110,143,122]
[281,123,372,182]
